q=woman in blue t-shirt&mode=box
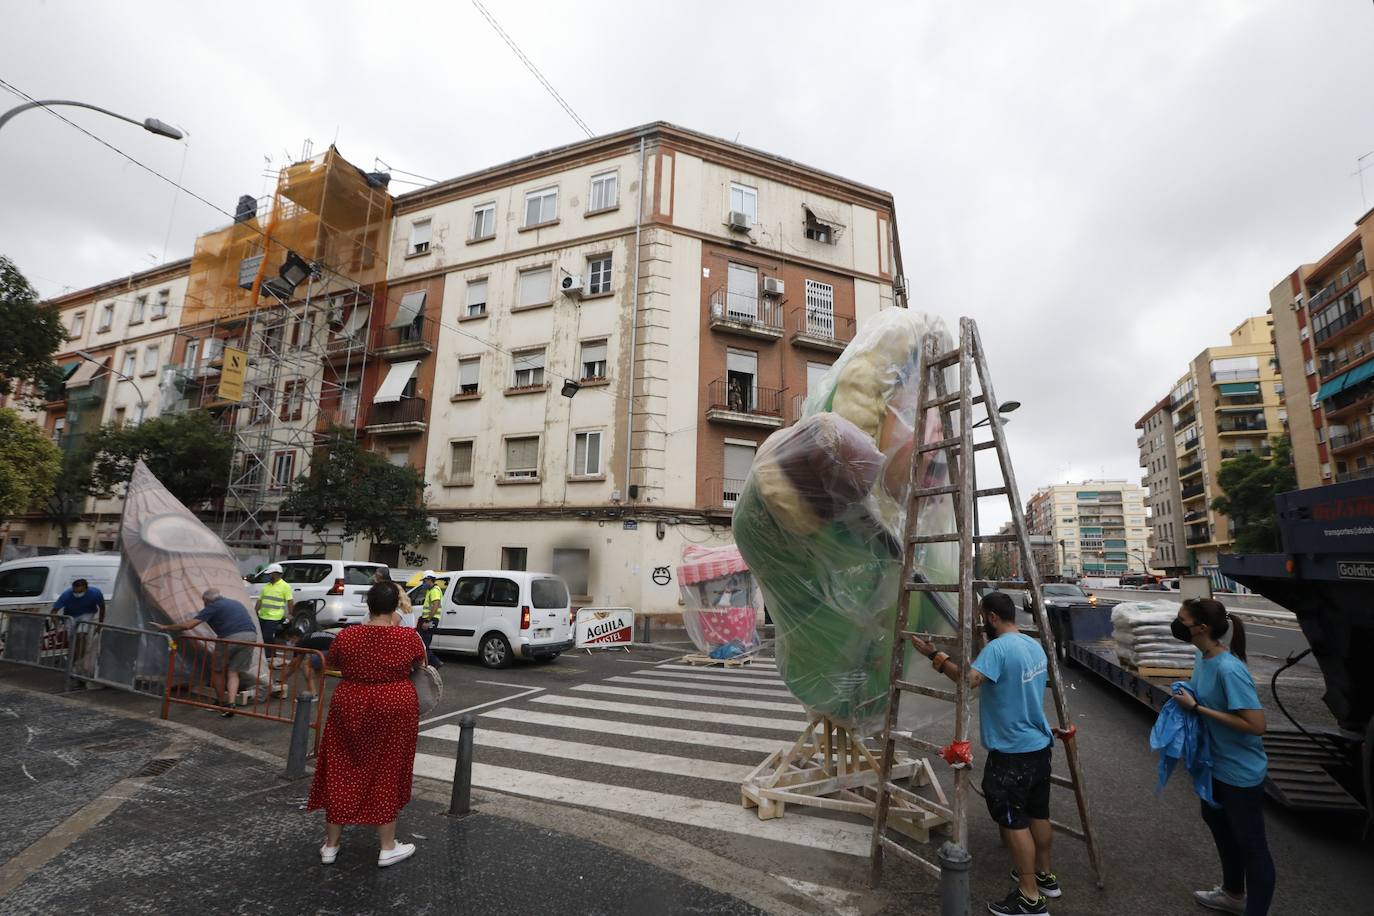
[1169,597,1274,916]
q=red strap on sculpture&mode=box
[940,739,973,767]
[1054,724,1078,742]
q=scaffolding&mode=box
[175,147,393,554]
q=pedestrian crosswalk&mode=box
[414,656,883,859]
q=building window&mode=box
[804,279,835,338]
[70,313,85,337]
[580,340,607,381]
[573,431,602,477]
[131,295,146,324]
[465,278,488,318]
[408,218,432,255]
[114,407,126,428]
[271,451,296,490]
[470,203,496,240]
[726,263,758,320]
[252,384,275,422]
[523,187,558,227]
[726,348,758,412]
[51,417,65,443]
[518,266,552,307]
[387,448,410,467]
[511,348,546,388]
[806,361,829,395]
[443,546,466,570]
[289,313,311,349]
[552,547,590,596]
[121,351,137,378]
[280,379,305,421]
[587,255,612,295]
[501,547,528,571]
[448,440,474,484]
[141,345,160,375]
[1274,382,1284,395]
[457,357,481,395]
[729,182,757,226]
[152,289,169,319]
[338,379,360,426]
[589,171,618,212]
[504,436,540,480]
[722,441,756,507]
[97,303,115,332]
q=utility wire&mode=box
[469,0,594,138]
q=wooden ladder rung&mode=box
[900,631,959,647]
[916,435,961,454]
[920,392,985,411]
[928,348,962,370]
[894,679,957,702]
[911,484,960,497]
[1050,774,1076,789]
[891,731,945,757]
[974,486,1008,498]
[879,836,941,878]
[975,579,1030,589]
[884,780,955,820]
[904,581,959,593]
[910,532,1016,545]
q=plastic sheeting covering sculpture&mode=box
[677,544,762,658]
[732,310,959,735]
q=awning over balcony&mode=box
[373,359,419,404]
[1317,359,1374,401]
[803,203,845,238]
[67,357,105,389]
[388,290,426,328]
[1218,382,1259,396]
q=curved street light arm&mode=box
[0,99,182,139]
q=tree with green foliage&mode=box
[1211,435,1298,553]
[84,411,235,508]
[0,408,61,524]
[0,256,67,404]
[281,426,431,548]
[40,446,96,547]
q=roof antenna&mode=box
[1355,150,1374,209]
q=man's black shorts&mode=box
[982,745,1052,829]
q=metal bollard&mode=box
[285,694,315,779]
[448,713,476,817]
[938,841,972,916]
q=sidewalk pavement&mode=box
[0,685,793,916]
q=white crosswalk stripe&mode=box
[413,658,887,860]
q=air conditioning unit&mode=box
[326,306,345,327]
[762,277,785,297]
[727,211,751,232]
[561,274,586,298]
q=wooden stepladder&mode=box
[868,317,1105,889]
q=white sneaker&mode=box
[320,844,339,865]
[378,842,415,867]
[1194,886,1245,914]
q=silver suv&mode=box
[246,560,387,633]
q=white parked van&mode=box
[409,570,574,668]
[0,554,120,612]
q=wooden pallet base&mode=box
[1120,660,1193,679]
[680,652,758,667]
[741,716,950,843]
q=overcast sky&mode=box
[4,1,1373,529]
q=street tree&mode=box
[1211,435,1298,553]
[41,446,96,547]
[0,256,67,403]
[281,426,431,548]
[84,411,234,508]
[0,408,61,524]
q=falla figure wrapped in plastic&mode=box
[732,310,959,735]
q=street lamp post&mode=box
[75,350,146,420]
[0,99,183,139]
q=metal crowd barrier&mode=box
[0,607,74,674]
[67,619,174,698]
[160,633,327,753]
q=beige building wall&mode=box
[1269,270,1323,488]
[1138,393,1186,572]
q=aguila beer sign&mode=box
[574,608,634,648]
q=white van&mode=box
[0,554,120,612]
[409,570,573,668]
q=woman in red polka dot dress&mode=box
[308,581,426,867]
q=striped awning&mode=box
[1218,382,1259,396]
[1317,360,1374,402]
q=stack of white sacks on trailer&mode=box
[1111,601,1196,670]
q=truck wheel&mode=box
[292,607,318,636]
[479,633,513,669]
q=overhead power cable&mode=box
[469,0,594,138]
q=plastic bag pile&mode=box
[1112,601,1195,670]
[732,310,959,736]
[677,544,762,659]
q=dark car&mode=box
[1022,582,1120,615]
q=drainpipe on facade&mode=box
[624,136,646,501]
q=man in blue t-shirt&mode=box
[52,579,106,622]
[912,591,1061,915]
[154,588,259,717]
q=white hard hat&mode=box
[422,570,438,579]
[264,563,284,575]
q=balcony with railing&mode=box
[1186,525,1211,546]
[1324,376,1374,418]
[1336,464,1374,483]
[375,317,435,360]
[1177,434,1200,455]
[704,476,748,512]
[707,289,784,341]
[1307,255,1367,314]
[706,378,784,428]
[1182,481,1206,501]
[1313,296,1370,348]
[1217,415,1267,434]
[1219,444,1272,460]
[364,396,427,435]
[1329,425,1374,453]
[324,331,370,366]
[1178,460,1203,479]
[790,310,855,353]
[1318,340,1372,381]
[1210,369,1260,383]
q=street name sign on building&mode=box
[574,607,634,649]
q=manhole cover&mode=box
[134,758,180,778]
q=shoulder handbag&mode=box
[410,664,443,715]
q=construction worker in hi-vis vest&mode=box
[255,563,292,658]
[418,571,443,668]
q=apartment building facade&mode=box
[385,122,905,611]
[1136,393,1187,574]
[1269,267,1324,488]
[1025,481,1150,579]
[1,259,192,550]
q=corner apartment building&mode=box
[1269,267,1323,488]
[384,122,904,610]
[1,258,192,550]
[1136,391,1187,574]
[1025,481,1150,579]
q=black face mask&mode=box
[1170,618,1196,643]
